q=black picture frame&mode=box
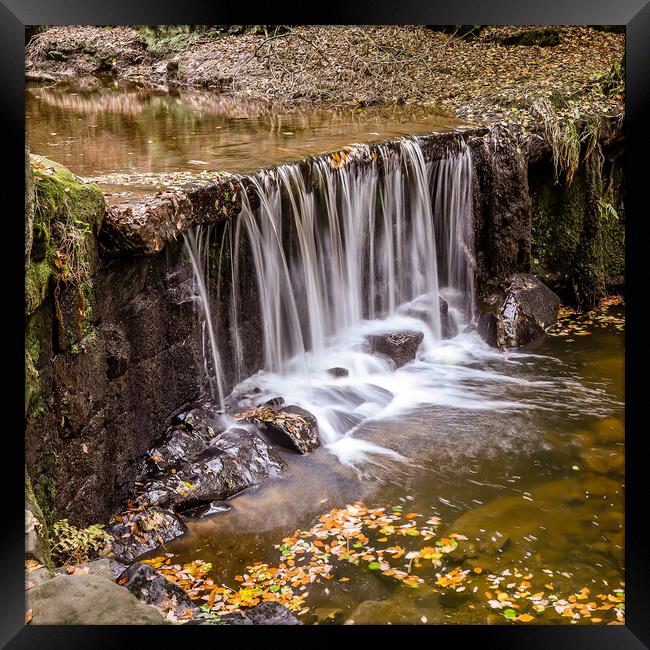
[4,2,648,648]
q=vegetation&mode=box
[50,519,113,566]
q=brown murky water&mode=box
[25,81,469,201]
[148,312,624,625]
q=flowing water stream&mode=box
[26,83,624,624]
[171,137,624,625]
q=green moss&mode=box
[27,155,105,348]
[25,259,53,316]
[530,145,622,308]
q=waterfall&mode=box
[183,137,477,458]
[182,227,226,411]
[235,138,475,372]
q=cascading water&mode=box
[182,227,226,412]
[184,137,500,465]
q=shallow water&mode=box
[25,81,468,201]
[148,310,624,625]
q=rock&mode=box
[220,602,300,625]
[182,500,232,518]
[398,296,457,339]
[348,598,425,625]
[366,330,424,367]
[25,474,52,570]
[137,428,287,511]
[496,274,560,348]
[477,292,503,347]
[146,427,211,474]
[118,562,196,617]
[263,396,285,407]
[106,507,187,564]
[327,367,349,378]
[27,574,166,624]
[54,558,114,581]
[234,405,320,454]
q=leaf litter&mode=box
[141,501,624,625]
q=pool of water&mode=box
[25,81,470,201]
[144,309,624,625]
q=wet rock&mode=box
[347,598,425,625]
[171,401,228,436]
[366,330,424,367]
[118,562,197,617]
[219,601,300,625]
[146,427,210,473]
[263,396,285,408]
[477,293,503,347]
[234,405,320,454]
[27,574,166,624]
[182,500,232,518]
[496,274,560,348]
[137,428,287,511]
[327,367,349,378]
[106,507,187,564]
[313,384,392,409]
[398,296,457,339]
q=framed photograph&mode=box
[3,1,647,647]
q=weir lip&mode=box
[99,127,489,257]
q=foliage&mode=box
[50,519,113,566]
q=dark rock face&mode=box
[468,128,532,303]
[366,330,424,367]
[106,507,187,564]
[234,404,320,455]
[496,274,560,348]
[27,574,165,624]
[137,426,287,511]
[119,562,196,617]
[476,292,504,347]
[327,367,349,378]
[219,602,300,625]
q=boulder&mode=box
[365,330,424,367]
[27,573,166,624]
[54,558,115,581]
[219,602,300,625]
[476,292,503,347]
[496,274,560,348]
[118,562,197,618]
[106,507,187,564]
[398,296,457,339]
[234,405,320,454]
[137,428,287,511]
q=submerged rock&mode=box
[366,329,424,367]
[234,405,320,454]
[106,507,187,564]
[219,602,300,625]
[496,274,560,348]
[327,367,349,378]
[27,573,165,624]
[137,427,287,511]
[118,562,197,618]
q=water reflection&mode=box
[25,81,466,192]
